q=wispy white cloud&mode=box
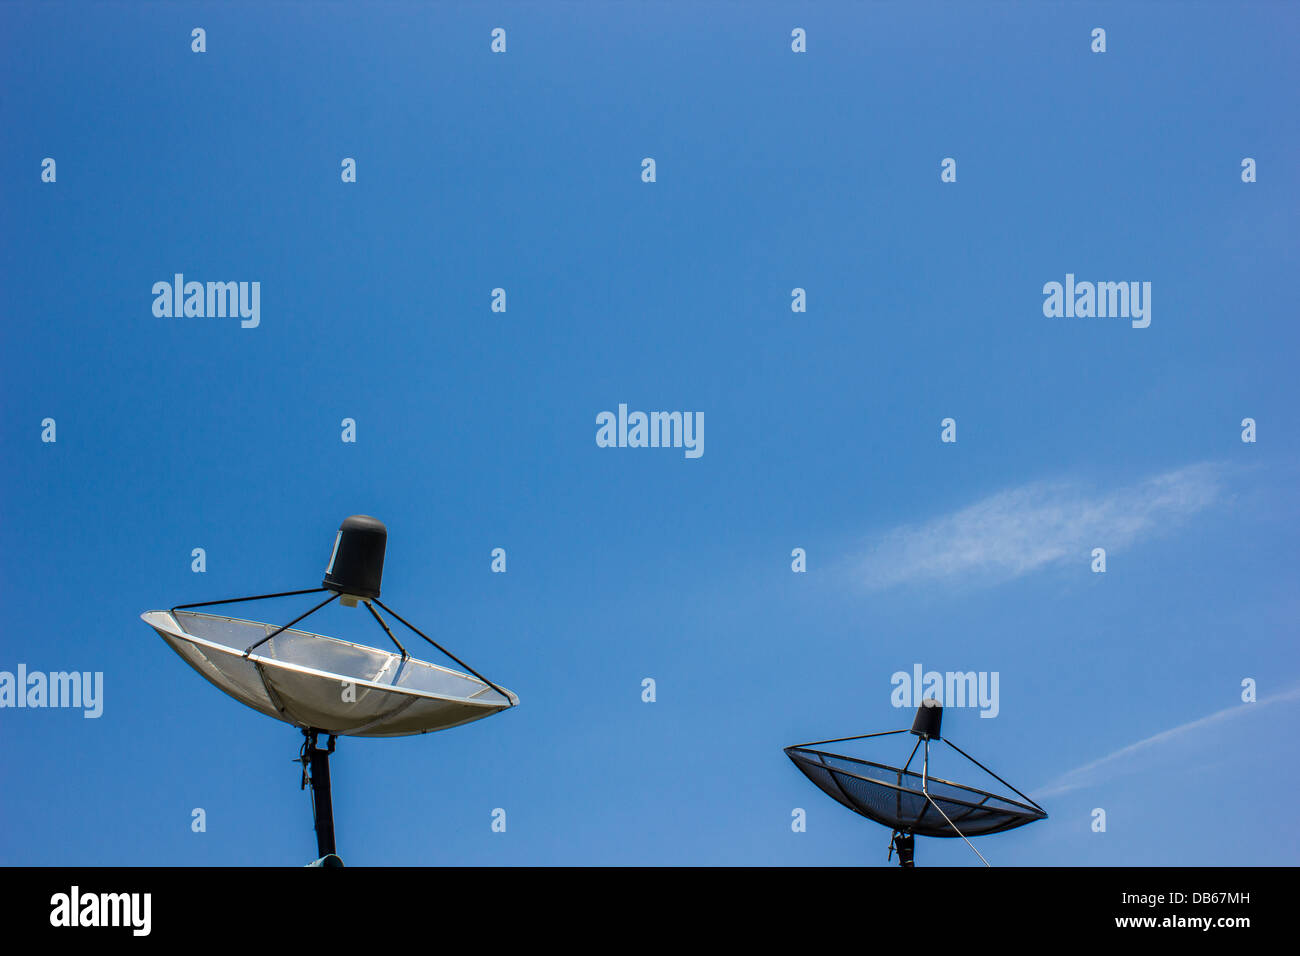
[856,463,1224,590]
[1034,683,1300,798]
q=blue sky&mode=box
[2,1,1298,866]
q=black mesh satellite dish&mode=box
[141,516,517,865]
[785,700,1046,866]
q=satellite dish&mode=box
[784,700,1046,866]
[141,515,517,863]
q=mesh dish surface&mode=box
[785,745,1046,838]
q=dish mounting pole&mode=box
[300,729,338,860]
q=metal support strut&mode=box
[921,738,990,868]
[299,729,338,859]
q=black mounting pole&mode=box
[891,831,915,868]
[301,729,338,859]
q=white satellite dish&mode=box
[141,515,517,864]
[140,609,516,737]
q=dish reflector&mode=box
[785,746,1045,838]
[142,609,516,737]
